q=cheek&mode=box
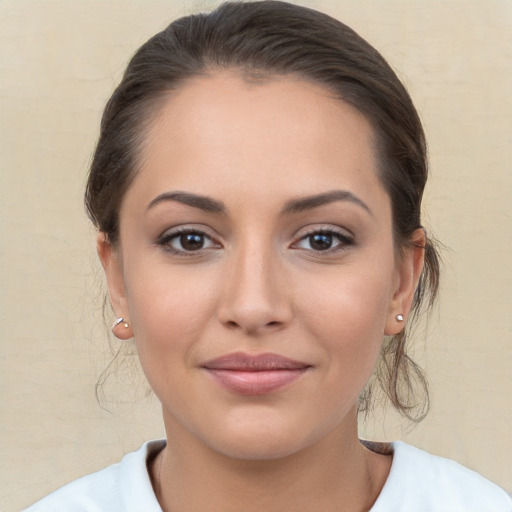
[296,263,394,373]
[123,261,220,376]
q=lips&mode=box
[201,352,311,396]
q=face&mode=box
[100,73,423,460]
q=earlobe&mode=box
[97,232,133,340]
[384,228,426,336]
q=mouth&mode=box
[201,352,312,396]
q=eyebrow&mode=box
[146,189,371,216]
[146,191,225,213]
[281,190,372,216]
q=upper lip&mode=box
[202,352,311,371]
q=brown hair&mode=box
[85,0,440,421]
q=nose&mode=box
[217,243,293,335]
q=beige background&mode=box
[1,0,511,510]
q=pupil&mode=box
[181,233,204,251]
[310,233,332,250]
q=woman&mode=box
[25,1,511,511]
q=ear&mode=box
[384,228,426,336]
[97,232,133,340]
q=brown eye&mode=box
[179,233,205,251]
[158,229,219,254]
[293,229,354,253]
[309,233,334,251]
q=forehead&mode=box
[126,72,388,215]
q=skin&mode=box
[99,72,425,512]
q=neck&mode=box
[151,409,391,512]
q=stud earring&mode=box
[111,317,129,331]
[396,314,404,322]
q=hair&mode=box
[85,0,440,422]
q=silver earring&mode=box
[112,317,129,331]
[396,314,404,322]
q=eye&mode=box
[157,228,219,254]
[293,229,353,252]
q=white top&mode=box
[25,440,512,512]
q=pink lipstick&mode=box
[201,352,311,395]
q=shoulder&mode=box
[371,441,512,512]
[24,440,165,512]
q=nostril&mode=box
[222,318,284,332]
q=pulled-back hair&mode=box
[85,0,440,421]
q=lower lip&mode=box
[204,368,309,395]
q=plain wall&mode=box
[1,1,511,510]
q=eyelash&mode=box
[290,228,354,254]
[155,226,354,256]
[156,227,220,256]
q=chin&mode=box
[212,433,307,461]
[197,411,327,462]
